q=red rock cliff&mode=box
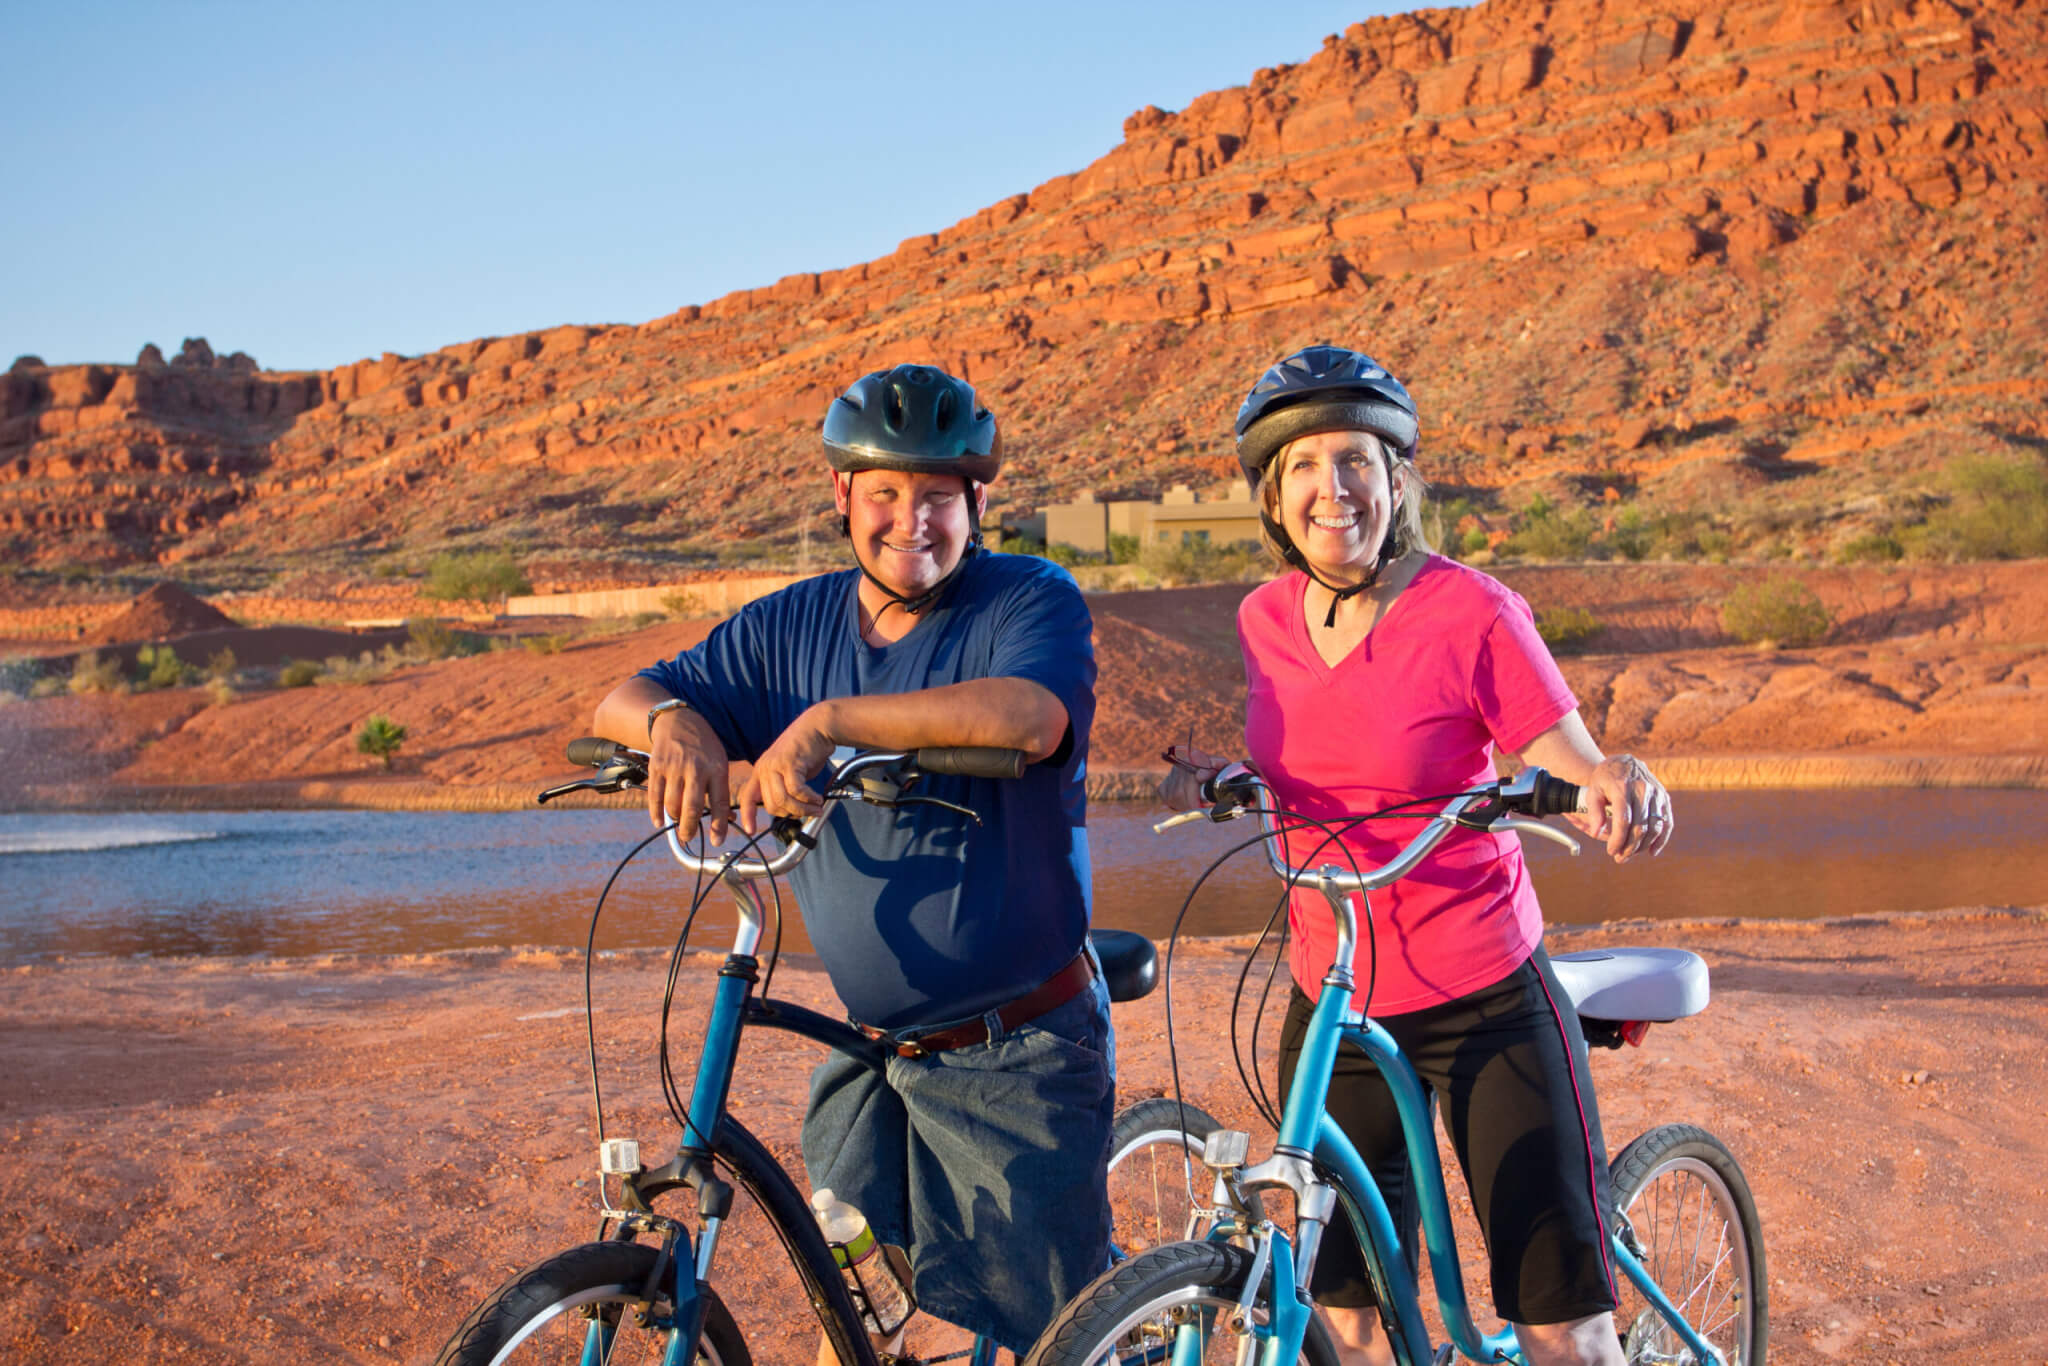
[4,0,2043,573]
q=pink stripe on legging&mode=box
[1532,966,1618,1301]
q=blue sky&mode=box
[2,2,1429,373]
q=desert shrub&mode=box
[660,588,707,617]
[205,647,238,681]
[1721,576,1832,647]
[1108,533,1141,565]
[1605,507,1655,562]
[355,714,408,769]
[0,655,41,701]
[406,616,488,660]
[206,678,238,707]
[1915,456,2048,560]
[1503,495,1593,561]
[133,643,197,690]
[422,550,530,602]
[523,633,569,655]
[318,651,398,685]
[1139,538,1265,586]
[279,658,323,688]
[30,673,66,698]
[1535,606,1604,654]
[68,650,127,694]
[1834,532,1905,564]
[630,610,665,630]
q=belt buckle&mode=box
[895,1039,930,1059]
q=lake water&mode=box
[1,789,2043,962]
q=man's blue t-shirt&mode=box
[637,552,1095,1031]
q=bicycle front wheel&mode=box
[435,1240,753,1366]
[1107,1098,1223,1257]
[1027,1240,1338,1366]
[1609,1123,1767,1366]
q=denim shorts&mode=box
[801,973,1116,1355]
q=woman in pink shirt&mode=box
[1162,346,1674,1366]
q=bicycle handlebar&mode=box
[1163,763,1587,894]
[539,739,1030,881]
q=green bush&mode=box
[1915,456,2048,560]
[1604,508,1655,562]
[1834,532,1905,564]
[206,678,238,707]
[406,617,488,660]
[1107,533,1142,565]
[1721,576,1832,648]
[523,633,569,655]
[1139,537,1265,586]
[0,655,41,701]
[1535,606,1604,654]
[660,588,707,617]
[1503,495,1593,560]
[69,650,127,694]
[206,647,238,681]
[319,650,398,685]
[133,643,197,690]
[355,714,408,769]
[279,658,323,688]
[422,551,530,602]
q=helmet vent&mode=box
[883,383,908,434]
[934,388,957,431]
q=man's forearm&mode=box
[813,678,1069,762]
[593,677,680,748]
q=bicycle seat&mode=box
[1089,929,1159,1004]
[1550,947,1708,1022]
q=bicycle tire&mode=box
[434,1240,752,1366]
[1609,1123,1767,1366]
[1106,1098,1223,1257]
[1025,1240,1339,1366]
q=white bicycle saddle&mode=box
[1549,947,1709,1022]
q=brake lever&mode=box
[534,760,648,805]
[891,794,983,825]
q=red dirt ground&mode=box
[1,909,2041,1365]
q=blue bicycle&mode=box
[434,742,1220,1366]
[1026,764,1765,1366]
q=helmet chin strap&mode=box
[1264,504,1403,629]
[841,476,985,628]
[851,535,981,625]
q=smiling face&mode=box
[834,467,984,599]
[1271,429,1401,582]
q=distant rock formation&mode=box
[1,0,2042,573]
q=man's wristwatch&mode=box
[646,697,691,742]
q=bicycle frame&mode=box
[1199,779,1726,1366]
[579,750,1015,1366]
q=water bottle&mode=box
[810,1188,913,1337]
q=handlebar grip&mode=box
[1530,772,1583,818]
[567,737,624,769]
[914,747,1028,780]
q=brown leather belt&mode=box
[854,950,1096,1059]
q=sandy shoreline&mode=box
[8,751,2048,814]
[3,906,2044,1364]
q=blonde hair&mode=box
[1254,430,1434,569]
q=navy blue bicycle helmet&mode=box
[823,364,1002,484]
[1234,346,1421,622]
[1233,344,1419,491]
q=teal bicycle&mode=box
[433,741,1220,1366]
[1027,764,1765,1366]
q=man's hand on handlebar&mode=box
[735,704,835,838]
[647,704,733,844]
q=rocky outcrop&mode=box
[2,0,2043,572]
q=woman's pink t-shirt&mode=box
[1239,556,1579,1014]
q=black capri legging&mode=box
[1275,944,1620,1327]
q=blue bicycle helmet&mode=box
[822,364,1002,484]
[1233,345,1419,490]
